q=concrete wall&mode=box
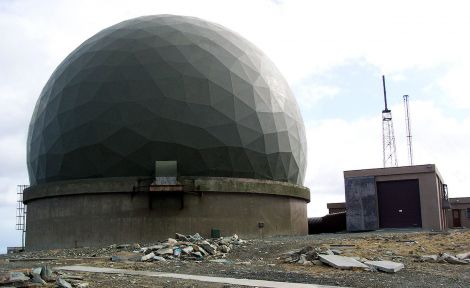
[24,177,309,250]
[344,164,447,231]
[345,176,378,232]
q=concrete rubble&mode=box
[319,255,369,269]
[456,251,470,260]
[56,277,73,288]
[281,245,405,273]
[0,265,89,288]
[438,253,468,265]
[364,260,405,273]
[418,255,438,262]
[109,232,247,263]
[283,242,470,273]
[418,252,470,265]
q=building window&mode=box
[467,208,470,219]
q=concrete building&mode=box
[446,197,470,228]
[344,164,448,232]
[23,15,309,250]
[327,202,346,214]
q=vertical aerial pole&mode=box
[381,75,398,167]
[403,95,413,165]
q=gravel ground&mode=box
[1,229,469,287]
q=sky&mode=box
[1,0,470,253]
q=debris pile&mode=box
[112,233,247,263]
[0,265,89,287]
[418,251,470,265]
[279,246,343,264]
[280,245,404,273]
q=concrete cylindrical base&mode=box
[24,177,309,250]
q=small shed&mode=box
[446,197,470,228]
[327,202,346,214]
[344,164,448,232]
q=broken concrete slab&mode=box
[57,277,73,288]
[419,255,438,262]
[440,253,468,265]
[32,267,42,275]
[331,249,342,255]
[167,238,177,245]
[182,246,193,254]
[199,241,216,255]
[456,251,470,260]
[197,247,209,256]
[9,272,30,282]
[31,272,47,285]
[220,245,230,253]
[175,233,189,242]
[141,252,155,261]
[318,255,368,270]
[364,260,404,273]
[40,265,55,282]
[156,247,173,255]
[297,255,308,265]
[147,244,164,251]
[0,271,29,284]
[192,251,203,258]
[189,233,203,242]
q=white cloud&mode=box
[0,133,27,178]
[438,62,470,109]
[305,116,382,216]
[295,84,341,110]
[305,99,470,216]
[393,100,470,194]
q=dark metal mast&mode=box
[403,94,413,165]
[381,75,398,167]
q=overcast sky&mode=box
[1,0,470,253]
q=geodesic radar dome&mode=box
[27,15,307,186]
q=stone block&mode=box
[319,255,368,269]
[364,260,404,273]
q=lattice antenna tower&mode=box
[403,94,413,165]
[381,75,398,167]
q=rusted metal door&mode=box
[452,209,461,227]
[377,179,422,228]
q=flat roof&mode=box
[449,197,470,204]
[327,202,346,209]
[344,164,444,181]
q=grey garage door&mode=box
[377,180,422,228]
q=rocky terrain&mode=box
[1,229,469,287]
